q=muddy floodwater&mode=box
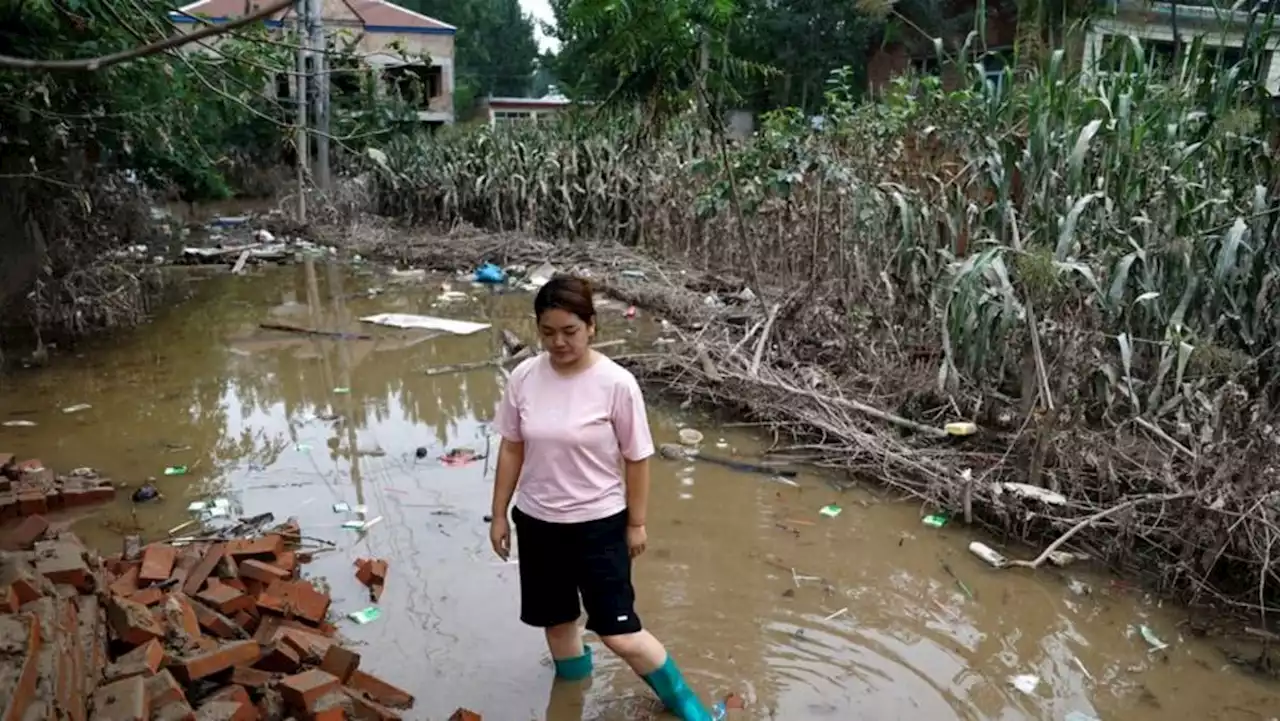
[2,260,1277,721]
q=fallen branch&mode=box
[0,0,293,72]
[421,340,627,377]
[258,323,371,340]
[750,303,781,376]
[1005,492,1197,570]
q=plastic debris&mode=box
[945,421,978,436]
[993,482,1067,506]
[922,514,948,528]
[131,484,160,503]
[1138,624,1169,651]
[62,403,92,414]
[163,465,188,476]
[968,541,1009,568]
[342,516,384,532]
[474,262,507,284]
[819,504,842,518]
[348,606,382,624]
[1009,674,1040,695]
[441,448,482,467]
[625,305,637,319]
[2,420,36,427]
[1064,712,1101,721]
[188,501,209,513]
[678,428,704,446]
[415,447,429,459]
[333,502,351,513]
[619,269,647,279]
[333,387,351,394]
[360,312,491,335]
[528,262,557,288]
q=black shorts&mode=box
[512,506,642,637]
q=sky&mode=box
[519,0,560,52]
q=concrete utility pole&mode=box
[308,0,330,189]
[294,0,309,221]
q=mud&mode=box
[0,259,1277,720]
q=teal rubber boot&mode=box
[641,656,718,721]
[553,646,593,681]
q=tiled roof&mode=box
[177,0,455,29]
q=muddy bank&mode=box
[325,223,1280,635]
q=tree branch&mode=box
[0,0,293,72]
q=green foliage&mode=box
[394,0,540,111]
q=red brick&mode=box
[0,515,49,550]
[225,536,284,560]
[183,544,225,597]
[163,593,202,642]
[279,670,340,714]
[353,559,387,587]
[207,685,253,708]
[83,483,116,504]
[190,600,242,640]
[229,666,273,689]
[309,692,351,721]
[0,555,43,610]
[256,580,330,625]
[77,594,108,700]
[16,491,47,516]
[447,710,481,721]
[91,675,148,721]
[108,566,140,598]
[34,539,93,592]
[139,544,178,583]
[127,586,163,607]
[105,638,165,682]
[153,697,197,721]
[0,613,42,721]
[0,492,16,520]
[272,552,297,575]
[253,643,301,674]
[171,640,260,684]
[106,596,165,647]
[340,690,400,721]
[345,671,414,710]
[238,560,290,586]
[319,645,360,683]
[193,701,255,721]
[144,669,186,708]
[197,584,254,617]
[232,611,258,634]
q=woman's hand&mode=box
[490,514,511,561]
[626,524,647,558]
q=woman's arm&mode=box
[624,457,650,527]
[491,439,524,519]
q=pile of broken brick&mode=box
[1,454,117,516]
[1,513,483,721]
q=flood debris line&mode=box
[333,232,1280,620]
[0,516,425,721]
[658,442,799,479]
[0,454,117,516]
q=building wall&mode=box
[866,10,1019,93]
[1083,15,1280,92]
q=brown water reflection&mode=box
[0,261,1275,721]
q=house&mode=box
[170,0,457,125]
[867,0,1280,96]
[865,2,1019,94]
[1084,0,1280,93]
[477,94,573,128]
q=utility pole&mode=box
[308,0,330,190]
[294,0,309,222]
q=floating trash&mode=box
[678,428,704,446]
[1009,674,1040,695]
[819,504,843,519]
[2,420,37,427]
[945,421,978,436]
[922,514,948,528]
[163,465,188,476]
[62,404,92,414]
[968,541,1009,568]
[333,502,351,513]
[348,606,382,624]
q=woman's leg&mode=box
[577,511,713,721]
[512,508,593,680]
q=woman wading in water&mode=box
[490,275,714,721]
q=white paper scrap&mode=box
[360,313,490,335]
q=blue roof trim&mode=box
[168,13,456,35]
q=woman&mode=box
[489,274,714,721]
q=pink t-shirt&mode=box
[493,353,655,524]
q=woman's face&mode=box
[538,308,594,366]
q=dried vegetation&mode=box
[365,40,1280,621]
